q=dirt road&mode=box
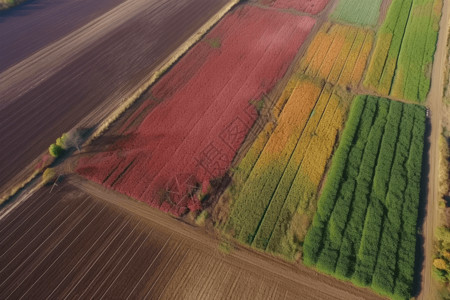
[417,1,450,299]
[0,0,230,193]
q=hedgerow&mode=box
[303,96,426,299]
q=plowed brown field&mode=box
[0,181,384,299]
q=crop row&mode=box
[224,77,351,259]
[331,0,383,26]
[303,95,426,299]
[299,22,374,89]
[270,0,329,15]
[77,6,316,216]
[364,0,443,102]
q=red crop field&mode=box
[77,5,315,216]
[271,0,329,15]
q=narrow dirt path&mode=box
[418,1,450,299]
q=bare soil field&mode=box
[0,0,230,193]
[0,0,124,72]
[0,180,384,299]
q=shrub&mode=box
[48,143,64,158]
[195,210,209,226]
[42,168,56,185]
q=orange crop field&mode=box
[2,0,445,298]
[223,76,351,259]
[299,22,374,88]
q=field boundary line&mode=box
[418,0,450,298]
[1,196,95,295]
[0,184,56,236]
[73,177,382,299]
[84,0,240,145]
[0,0,240,210]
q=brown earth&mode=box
[417,0,450,299]
[0,0,230,194]
[0,180,384,299]
[0,0,124,72]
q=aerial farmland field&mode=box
[0,182,382,299]
[221,21,374,259]
[268,0,330,15]
[1,0,448,298]
[331,0,384,26]
[298,22,374,88]
[364,0,443,102]
[71,0,444,298]
[77,5,316,216]
[304,96,426,299]
[223,77,351,259]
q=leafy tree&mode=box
[48,143,64,158]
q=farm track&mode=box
[0,0,230,194]
[418,0,450,299]
[0,180,384,299]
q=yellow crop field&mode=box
[224,76,351,259]
[299,23,374,88]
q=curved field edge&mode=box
[303,95,426,299]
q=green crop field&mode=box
[364,0,443,102]
[303,95,426,299]
[331,0,383,26]
[222,77,352,260]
